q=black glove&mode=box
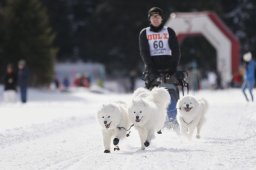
[142,71,159,89]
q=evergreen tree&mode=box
[0,6,4,76]
[42,0,95,61]
[42,0,74,60]
[2,0,57,86]
[221,0,256,55]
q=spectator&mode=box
[18,60,29,103]
[207,70,217,89]
[3,64,17,102]
[241,52,255,102]
[231,70,243,87]
[216,71,223,89]
[62,77,70,91]
[54,77,60,89]
[80,74,90,87]
[129,69,137,92]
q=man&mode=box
[3,64,17,102]
[139,7,181,128]
[18,60,29,103]
[241,52,255,102]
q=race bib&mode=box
[146,26,172,56]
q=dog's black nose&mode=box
[186,104,189,107]
[104,121,107,124]
[136,116,139,119]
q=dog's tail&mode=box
[198,98,208,113]
[133,87,150,98]
[151,87,171,109]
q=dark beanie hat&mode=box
[148,7,163,18]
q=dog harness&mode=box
[181,117,193,126]
[117,124,134,137]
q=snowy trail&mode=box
[0,89,256,170]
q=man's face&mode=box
[18,64,24,69]
[149,13,162,27]
[7,67,13,73]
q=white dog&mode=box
[128,87,170,149]
[97,101,131,153]
[176,95,208,139]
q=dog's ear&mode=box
[109,104,117,111]
[141,98,148,107]
[101,104,106,110]
[191,97,199,107]
[132,99,136,104]
[132,99,140,105]
[176,99,181,106]
[98,104,105,113]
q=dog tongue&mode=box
[105,123,110,128]
[185,107,191,112]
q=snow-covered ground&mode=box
[0,87,256,170]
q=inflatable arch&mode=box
[166,12,240,86]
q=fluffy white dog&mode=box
[97,101,131,153]
[176,95,208,139]
[128,87,170,149]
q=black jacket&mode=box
[18,67,29,87]
[139,25,181,75]
[4,72,17,91]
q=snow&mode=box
[0,87,256,170]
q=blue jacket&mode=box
[244,60,255,81]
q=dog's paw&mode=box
[157,130,162,134]
[144,141,150,147]
[104,150,110,153]
[114,146,120,151]
[113,138,119,145]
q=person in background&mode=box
[80,74,90,88]
[62,77,70,92]
[231,70,243,87]
[18,60,29,103]
[187,62,201,92]
[54,77,60,89]
[129,69,137,92]
[73,73,81,87]
[3,64,17,102]
[216,71,223,89]
[241,52,255,102]
[207,70,217,89]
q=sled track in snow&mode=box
[39,147,99,170]
[0,115,94,147]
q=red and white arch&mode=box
[166,12,240,85]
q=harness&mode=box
[155,70,190,96]
[175,71,189,96]
[177,107,194,126]
[181,117,193,126]
[117,124,134,137]
[113,124,134,151]
[142,70,189,95]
